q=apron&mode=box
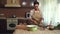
[32,11,42,24]
[32,11,42,26]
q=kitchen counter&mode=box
[0,17,6,19]
[0,17,29,20]
[13,29,60,34]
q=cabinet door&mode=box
[0,19,6,33]
[0,0,6,7]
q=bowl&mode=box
[26,25,38,31]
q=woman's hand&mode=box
[29,18,38,25]
[33,20,38,25]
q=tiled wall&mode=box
[0,7,33,17]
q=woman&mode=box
[29,1,43,27]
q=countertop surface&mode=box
[13,29,60,34]
[0,17,29,19]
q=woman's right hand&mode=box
[29,18,38,25]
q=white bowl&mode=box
[26,25,38,31]
[26,25,37,27]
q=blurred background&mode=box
[37,0,60,26]
[0,0,60,33]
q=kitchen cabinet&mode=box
[0,19,7,33]
[0,18,18,33]
[0,18,31,33]
[5,0,21,7]
[0,0,6,7]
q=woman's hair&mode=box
[34,1,39,5]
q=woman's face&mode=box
[34,4,39,10]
